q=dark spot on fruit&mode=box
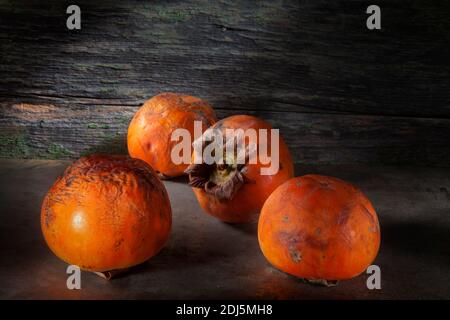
[290,249,302,263]
[278,232,300,247]
[319,181,332,189]
[305,234,328,250]
[114,238,124,249]
[65,176,76,187]
[278,231,328,251]
[44,206,55,228]
[282,215,289,223]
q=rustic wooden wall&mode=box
[1,0,449,165]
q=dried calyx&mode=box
[185,142,254,201]
[94,268,130,280]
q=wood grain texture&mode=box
[1,0,449,164]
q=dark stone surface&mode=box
[0,160,448,299]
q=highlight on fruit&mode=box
[258,174,380,285]
[41,154,172,279]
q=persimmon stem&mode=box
[302,278,339,287]
[94,268,130,280]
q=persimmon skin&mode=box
[127,92,217,178]
[41,155,172,272]
[258,175,380,281]
[192,115,294,223]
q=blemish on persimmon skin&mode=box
[278,230,328,252]
[282,215,289,223]
[65,176,76,187]
[337,205,352,226]
[277,231,299,246]
[114,238,124,250]
[319,181,335,190]
[304,234,328,250]
[43,206,54,228]
[290,249,302,263]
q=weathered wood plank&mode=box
[0,1,449,164]
[0,0,449,117]
[2,102,449,166]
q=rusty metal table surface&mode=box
[0,160,448,299]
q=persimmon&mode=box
[127,92,217,178]
[186,115,294,223]
[41,154,172,278]
[258,175,380,284]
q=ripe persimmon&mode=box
[127,92,217,178]
[258,175,380,284]
[186,115,294,223]
[41,155,172,278]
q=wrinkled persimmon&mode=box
[258,175,380,284]
[41,155,172,276]
[127,92,217,178]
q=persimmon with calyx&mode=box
[258,175,380,285]
[127,92,217,179]
[41,154,172,279]
[186,115,294,223]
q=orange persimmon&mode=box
[41,155,172,276]
[258,175,380,284]
[127,92,217,178]
[186,115,294,223]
